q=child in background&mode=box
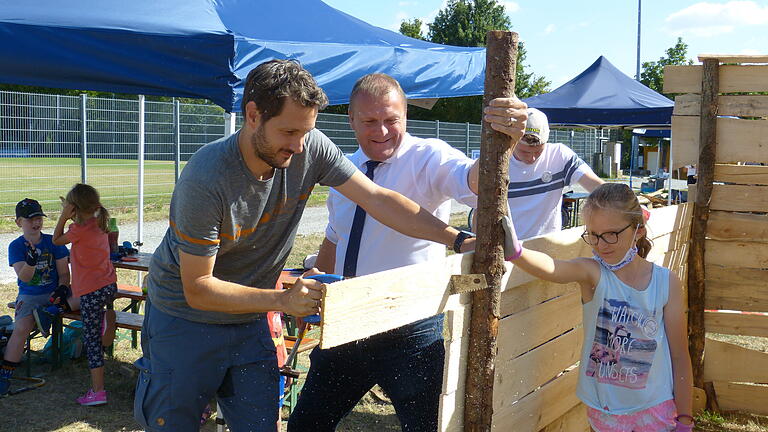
[53,184,117,406]
[1,198,78,397]
[502,183,694,431]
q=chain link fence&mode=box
[1,90,608,219]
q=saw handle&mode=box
[300,274,343,323]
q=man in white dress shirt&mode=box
[287,74,528,431]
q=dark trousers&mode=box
[287,315,445,432]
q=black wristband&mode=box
[25,249,38,266]
[453,230,475,253]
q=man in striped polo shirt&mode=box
[504,106,604,239]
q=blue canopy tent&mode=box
[0,0,487,246]
[523,56,675,196]
[0,0,486,112]
[523,56,673,127]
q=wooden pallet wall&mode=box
[665,54,768,415]
[318,205,692,431]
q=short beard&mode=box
[251,124,293,169]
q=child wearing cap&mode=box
[1,198,80,397]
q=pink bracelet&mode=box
[505,246,523,261]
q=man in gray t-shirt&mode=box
[133,60,477,431]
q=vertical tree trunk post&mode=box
[463,30,518,431]
[687,58,718,388]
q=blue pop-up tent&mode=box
[523,56,673,127]
[0,0,485,112]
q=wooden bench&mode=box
[60,310,143,332]
[284,335,319,355]
[115,284,146,348]
[6,300,143,369]
[117,283,145,302]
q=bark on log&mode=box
[688,58,719,388]
[463,30,518,431]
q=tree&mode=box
[428,0,508,47]
[399,18,425,40]
[640,37,693,95]
[399,0,550,122]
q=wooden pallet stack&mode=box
[665,54,768,414]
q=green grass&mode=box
[0,156,329,233]
[2,213,768,431]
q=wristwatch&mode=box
[453,230,475,253]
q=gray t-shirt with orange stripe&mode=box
[147,129,356,324]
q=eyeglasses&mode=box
[520,134,541,146]
[581,223,634,246]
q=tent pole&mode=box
[629,134,636,189]
[668,141,673,205]
[137,95,145,249]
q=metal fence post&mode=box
[435,120,440,139]
[80,94,88,183]
[465,122,470,155]
[224,112,236,137]
[173,99,181,182]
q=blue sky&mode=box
[323,0,767,89]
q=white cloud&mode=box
[501,1,520,14]
[665,1,768,37]
[543,24,556,35]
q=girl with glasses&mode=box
[502,182,694,432]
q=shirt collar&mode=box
[350,133,414,170]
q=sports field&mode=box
[0,157,329,231]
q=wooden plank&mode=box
[706,239,768,270]
[674,94,768,117]
[442,307,471,395]
[503,227,590,291]
[320,252,470,349]
[706,279,768,312]
[705,311,768,338]
[439,390,465,432]
[499,279,577,318]
[711,184,768,212]
[661,243,689,273]
[715,163,768,185]
[491,367,581,431]
[671,115,698,169]
[706,265,768,309]
[664,64,768,94]
[708,211,768,242]
[703,337,768,383]
[670,116,768,168]
[645,203,693,240]
[493,327,582,411]
[698,54,768,63]
[646,226,691,264]
[708,264,768,285]
[539,403,589,432]
[712,382,768,416]
[497,291,582,361]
